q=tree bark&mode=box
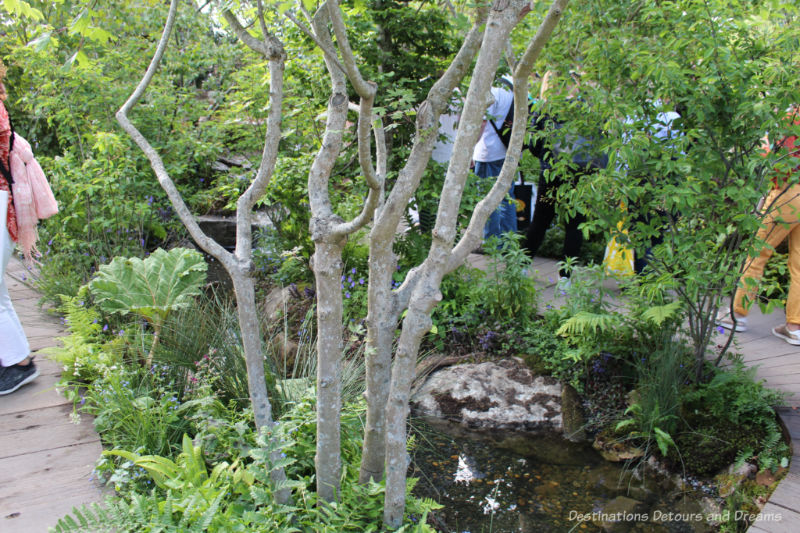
[358,8,488,485]
[311,237,345,502]
[117,0,291,504]
[303,3,383,501]
[382,0,571,525]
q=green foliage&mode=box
[661,364,790,476]
[89,247,207,363]
[545,0,800,373]
[683,364,786,428]
[476,235,539,328]
[57,399,440,532]
[89,248,207,323]
[45,286,123,388]
[614,341,689,458]
[87,367,195,466]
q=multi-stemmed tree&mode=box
[117,0,569,525]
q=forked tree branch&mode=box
[117,0,231,268]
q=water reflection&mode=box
[410,419,711,533]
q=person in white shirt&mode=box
[473,78,516,244]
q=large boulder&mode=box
[411,358,563,434]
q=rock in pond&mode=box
[411,358,563,434]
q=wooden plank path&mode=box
[1,256,105,532]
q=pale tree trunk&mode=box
[116,0,290,503]
[358,9,489,484]
[294,3,384,502]
[382,0,572,526]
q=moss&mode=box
[665,413,765,477]
[520,350,550,375]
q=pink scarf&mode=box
[10,134,58,263]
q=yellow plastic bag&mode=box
[603,220,635,277]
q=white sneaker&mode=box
[716,312,747,332]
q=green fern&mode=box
[640,300,682,326]
[556,311,620,337]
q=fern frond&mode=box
[557,311,620,337]
[640,300,682,325]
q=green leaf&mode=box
[89,248,207,324]
[653,427,675,456]
[615,418,636,432]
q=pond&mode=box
[410,419,719,533]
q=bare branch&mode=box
[371,11,487,245]
[450,0,572,270]
[283,6,347,76]
[256,0,270,42]
[307,3,349,222]
[222,10,271,57]
[116,0,231,267]
[326,0,376,99]
[516,0,571,75]
[235,51,286,263]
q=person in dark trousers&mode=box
[524,71,607,279]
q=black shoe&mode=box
[0,359,40,395]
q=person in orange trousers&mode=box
[719,107,800,344]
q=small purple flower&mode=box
[118,330,124,336]
[48,239,53,246]
[351,267,357,274]
[347,276,353,283]
[140,238,145,247]
[345,291,352,299]
[358,278,365,285]
[350,281,355,288]
[715,325,725,335]
[103,324,109,332]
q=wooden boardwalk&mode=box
[0,257,105,532]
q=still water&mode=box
[410,420,716,533]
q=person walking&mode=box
[0,63,38,395]
[718,107,800,344]
[473,75,516,244]
[524,70,607,279]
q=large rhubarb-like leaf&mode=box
[89,247,207,323]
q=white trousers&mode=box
[1,227,29,366]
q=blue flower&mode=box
[716,325,725,335]
[345,292,351,299]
